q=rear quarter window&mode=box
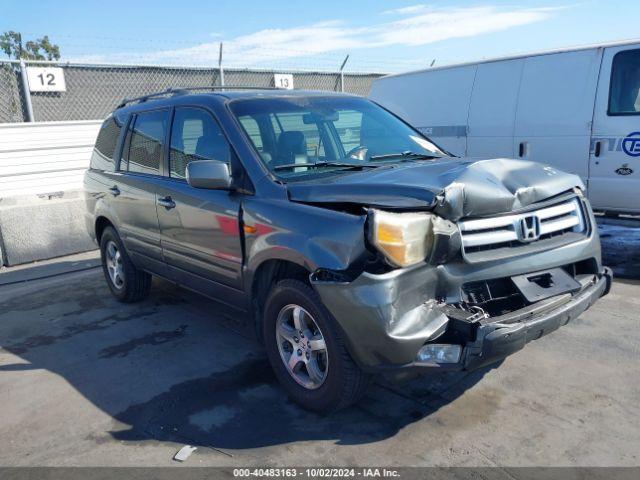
[90,114,124,171]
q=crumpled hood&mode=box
[286,158,585,220]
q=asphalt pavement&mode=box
[0,229,638,467]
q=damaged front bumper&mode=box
[312,259,612,376]
[460,267,611,371]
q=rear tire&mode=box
[263,279,371,413]
[100,226,151,302]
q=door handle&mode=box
[594,140,602,158]
[518,142,526,158]
[109,185,120,196]
[158,196,176,209]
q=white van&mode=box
[369,39,640,215]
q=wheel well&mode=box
[251,259,311,342]
[95,216,113,243]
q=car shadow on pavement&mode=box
[0,271,498,452]
[109,356,498,450]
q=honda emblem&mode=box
[518,214,541,242]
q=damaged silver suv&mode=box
[84,88,612,412]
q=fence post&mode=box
[339,55,349,93]
[19,60,35,122]
[218,43,225,88]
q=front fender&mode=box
[241,198,368,292]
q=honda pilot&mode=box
[84,88,611,412]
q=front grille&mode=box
[458,197,588,260]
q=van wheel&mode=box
[263,279,371,412]
[99,226,151,303]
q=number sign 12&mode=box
[26,67,67,92]
[274,73,294,90]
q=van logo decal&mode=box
[622,132,640,157]
[616,164,634,176]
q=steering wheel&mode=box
[345,145,369,161]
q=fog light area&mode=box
[417,344,462,364]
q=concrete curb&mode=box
[0,250,100,286]
[0,190,96,267]
[0,224,7,267]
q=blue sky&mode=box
[2,0,639,72]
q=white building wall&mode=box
[0,121,100,197]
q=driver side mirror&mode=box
[186,160,232,190]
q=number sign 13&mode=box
[274,73,294,90]
[26,67,67,92]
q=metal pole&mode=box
[218,43,225,88]
[19,60,34,122]
[339,54,349,93]
[17,33,23,60]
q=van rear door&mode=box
[467,59,523,158]
[589,45,640,214]
[513,49,601,182]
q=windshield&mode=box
[230,96,447,179]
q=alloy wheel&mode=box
[275,304,328,389]
[105,240,124,289]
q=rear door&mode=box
[589,45,640,213]
[513,49,601,180]
[104,109,169,275]
[156,106,244,304]
[467,59,523,158]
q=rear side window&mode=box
[90,114,124,171]
[609,48,640,115]
[169,107,230,179]
[123,109,169,175]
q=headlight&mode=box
[368,209,434,267]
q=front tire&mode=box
[263,279,371,412]
[100,226,151,302]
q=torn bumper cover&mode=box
[462,267,611,371]
[312,265,612,375]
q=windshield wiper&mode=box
[370,151,443,161]
[273,161,379,172]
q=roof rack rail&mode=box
[116,85,283,109]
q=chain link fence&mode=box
[0,62,26,123]
[0,60,384,123]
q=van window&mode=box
[609,49,640,115]
[169,107,230,179]
[91,114,124,171]
[124,109,169,175]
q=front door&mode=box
[156,106,244,305]
[589,45,640,213]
